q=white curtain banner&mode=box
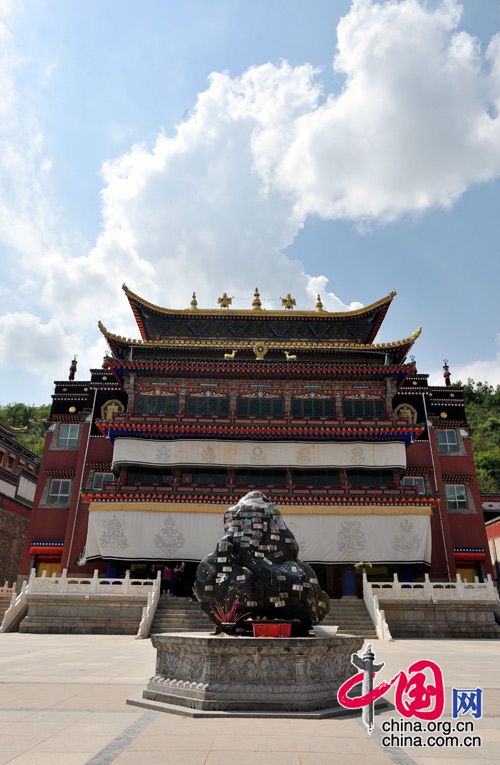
[85,507,431,564]
[112,438,407,471]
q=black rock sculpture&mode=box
[195,491,330,633]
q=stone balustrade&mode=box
[30,568,156,595]
[367,573,498,602]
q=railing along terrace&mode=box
[367,573,499,603]
[30,569,155,595]
[0,581,16,597]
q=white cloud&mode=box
[2,0,500,391]
[0,312,73,374]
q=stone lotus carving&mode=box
[195,491,330,632]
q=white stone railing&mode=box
[0,581,16,597]
[0,570,35,633]
[136,570,162,639]
[362,573,393,640]
[30,569,155,595]
[367,573,499,603]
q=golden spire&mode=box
[252,288,262,310]
[316,294,324,312]
[217,292,234,309]
[189,292,198,310]
[281,293,296,310]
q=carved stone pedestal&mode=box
[128,632,364,718]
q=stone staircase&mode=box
[150,596,213,635]
[0,595,13,625]
[322,597,378,639]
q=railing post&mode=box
[393,572,400,597]
[59,569,68,593]
[122,570,130,594]
[456,574,465,598]
[424,573,432,598]
[91,569,99,594]
[27,569,36,592]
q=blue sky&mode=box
[1,0,500,405]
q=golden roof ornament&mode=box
[316,294,324,312]
[281,293,296,310]
[189,292,198,310]
[217,292,234,309]
[252,288,262,310]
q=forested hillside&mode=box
[454,380,500,493]
[0,403,50,466]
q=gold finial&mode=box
[190,292,198,310]
[281,293,296,310]
[218,292,234,309]
[316,294,324,312]
[252,288,262,310]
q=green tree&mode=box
[0,403,50,466]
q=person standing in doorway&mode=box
[173,562,185,596]
[162,564,173,595]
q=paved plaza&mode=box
[0,633,498,764]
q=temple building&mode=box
[19,285,493,595]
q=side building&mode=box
[0,423,38,586]
[18,286,493,595]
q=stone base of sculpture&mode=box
[128,632,365,718]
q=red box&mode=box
[252,622,292,638]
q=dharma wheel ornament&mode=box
[217,292,234,309]
[281,293,296,310]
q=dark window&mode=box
[347,470,393,487]
[92,472,116,490]
[293,470,340,487]
[7,456,14,470]
[291,398,336,418]
[236,398,284,417]
[185,396,230,416]
[403,476,425,495]
[127,467,174,484]
[58,424,79,447]
[48,479,71,504]
[191,468,228,486]
[135,395,179,415]
[437,430,459,453]
[234,469,286,487]
[342,398,386,418]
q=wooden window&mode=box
[236,398,284,417]
[234,469,286,487]
[191,468,228,486]
[135,395,178,415]
[58,424,79,447]
[48,479,71,504]
[291,398,335,418]
[127,467,174,484]
[445,484,467,510]
[347,470,393,487]
[342,399,386,418]
[437,430,459,453]
[293,470,340,488]
[185,396,230,416]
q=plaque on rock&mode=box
[195,491,330,632]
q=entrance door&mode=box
[456,565,476,583]
[36,559,61,578]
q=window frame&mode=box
[437,429,459,453]
[134,394,179,416]
[58,424,79,448]
[402,476,426,495]
[92,472,116,490]
[48,478,72,505]
[445,483,468,510]
[236,397,285,418]
[185,395,230,417]
[291,398,336,418]
[342,398,386,419]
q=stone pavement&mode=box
[0,633,498,764]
